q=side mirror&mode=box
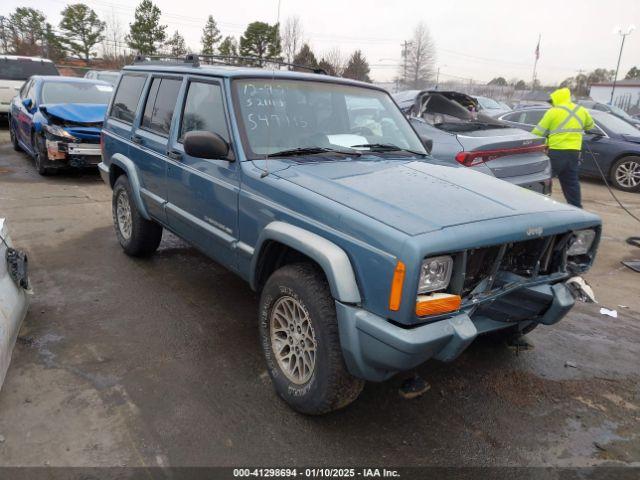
[183,131,230,160]
[420,135,433,155]
[22,98,33,111]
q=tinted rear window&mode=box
[141,77,181,136]
[0,58,59,80]
[110,74,147,124]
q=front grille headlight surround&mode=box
[567,229,596,256]
[43,124,76,140]
[418,255,453,294]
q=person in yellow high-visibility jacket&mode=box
[531,87,594,208]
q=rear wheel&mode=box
[112,175,163,257]
[610,156,640,192]
[259,263,364,415]
[9,118,22,152]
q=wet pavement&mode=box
[0,127,639,467]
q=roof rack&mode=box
[132,53,327,75]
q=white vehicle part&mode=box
[0,218,30,390]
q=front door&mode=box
[165,77,240,269]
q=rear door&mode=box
[132,75,183,221]
[165,76,240,267]
[16,79,36,148]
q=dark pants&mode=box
[548,149,582,208]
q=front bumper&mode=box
[44,140,101,168]
[337,282,574,382]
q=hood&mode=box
[276,160,573,236]
[40,103,107,124]
[550,88,571,106]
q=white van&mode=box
[0,55,59,116]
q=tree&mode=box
[292,43,317,70]
[239,21,281,66]
[59,3,105,61]
[625,66,640,80]
[44,23,66,62]
[402,22,435,89]
[488,77,507,86]
[318,47,345,76]
[101,9,126,66]
[0,16,10,53]
[126,0,166,55]
[281,16,303,64]
[587,68,614,84]
[514,80,527,90]
[343,50,371,82]
[218,35,238,60]
[201,15,221,55]
[8,7,47,56]
[165,30,187,56]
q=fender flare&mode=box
[250,221,361,304]
[109,154,151,219]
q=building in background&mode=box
[589,80,640,114]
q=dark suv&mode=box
[100,56,600,414]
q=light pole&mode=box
[610,25,635,105]
[435,65,447,89]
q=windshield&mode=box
[607,104,634,121]
[233,79,426,159]
[592,111,640,135]
[0,58,59,80]
[476,96,502,109]
[41,81,113,104]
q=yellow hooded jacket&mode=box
[531,87,594,150]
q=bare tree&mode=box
[101,9,126,62]
[281,16,303,64]
[402,22,435,89]
[319,47,345,76]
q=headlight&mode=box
[43,124,75,140]
[567,229,596,256]
[418,255,453,294]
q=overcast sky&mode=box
[4,0,640,85]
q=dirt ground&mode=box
[0,123,639,468]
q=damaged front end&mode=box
[40,109,103,169]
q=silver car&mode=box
[394,90,552,194]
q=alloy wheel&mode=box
[116,190,133,240]
[269,295,317,385]
[615,159,640,189]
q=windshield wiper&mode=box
[265,146,361,158]
[350,143,427,157]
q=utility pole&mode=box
[401,41,412,88]
[610,25,635,105]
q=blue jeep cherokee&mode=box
[99,56,601,414]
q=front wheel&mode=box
[112,175,163,257]
[259,263,364,415]
[32,133,54,176]
[610,156,640,192]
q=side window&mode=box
[140,77,181,137]
[20,79,32,98]
[524,110,545,125]
[110,74,146,124]
[179,81,229,142]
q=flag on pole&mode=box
[534,36,540,60]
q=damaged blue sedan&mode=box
[8,76,113,175]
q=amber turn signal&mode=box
[415,293,461,317]
[388,261,406,311]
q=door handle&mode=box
[167,150,183,161]
[131,134,143,144]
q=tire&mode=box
[610,156,640,192]
[259,263,364,415]
[32,133,54,176]
[9,118,22,152]
[112,175,163,257]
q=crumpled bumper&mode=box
[337,282,574,382]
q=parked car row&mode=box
[0,53,605,414]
